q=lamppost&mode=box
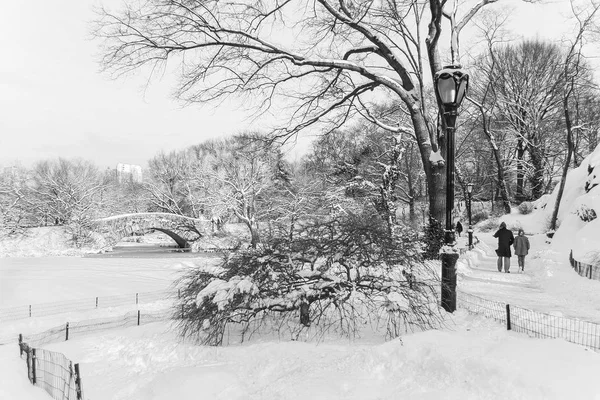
[434,65,469,313]
[466,183,474,250]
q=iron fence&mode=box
[569,250,600,281]
[459,291,600,352]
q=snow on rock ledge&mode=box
[546,143,600,262]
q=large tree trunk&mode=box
[377,136,402,236]
[472,100,511,214]
[409,105,445,257]
[516,139,526,202]
[550,96,575,231]
[410,109,445,226]
[528,140,545,200]
[494,152,512,214]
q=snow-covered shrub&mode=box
[175,211,441,345]
[477,218,499,232]
[518,202,534,215]
[471,210,489,225]
[66,215,97,248]
[574,204,597,222]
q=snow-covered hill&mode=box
[535,144,600,263]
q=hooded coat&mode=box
[493,223,515,257]
[514,232,530,256]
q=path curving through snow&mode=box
[457,231,600,323]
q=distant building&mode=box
[116,163,143,184]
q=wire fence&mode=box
[20,340,83,399]
[19,343,83,400]
[569,250,600,281]
[458,291,600,352]
[21,308,173,348]
[17,308,174,400]
[0,290,174,322]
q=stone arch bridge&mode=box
[92,213,211,249]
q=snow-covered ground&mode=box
[3,310,600,400]
[3,145,600,399]
[2,227,600,399]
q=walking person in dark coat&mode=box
[513,229,530,272]
[455,221,463,237]
[493,222,514,273]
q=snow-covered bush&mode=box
[518,202,534,215]
[471,210,489,225]
[478,218,499,232]
[175,211,441,345]
[574,204,597,222]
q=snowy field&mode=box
[4,147,600,399]
[2,232,600,399]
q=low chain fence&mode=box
[569,250,600,281]
[0,290,174,322]
[459,291,600,352]
[17,308,173,400]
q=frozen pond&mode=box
[0,253,219,308]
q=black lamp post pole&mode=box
[441,107,459,313]
[468,190,473,249]
[435,64,469,314]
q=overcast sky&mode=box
[0,0,583,170]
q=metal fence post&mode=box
[25,347,31,382]
[137,310,141,326]
[506,304,512,331]
[96,297,98,308]
[32,348,37,385]
[29,305,32,318]
[74,363,83,400]
[65,322,69,341]
[19,334,23,356]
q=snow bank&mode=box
[545,145,600,260]
[493,143,600,263]
[4,313,597,400]
[0,227,87,258]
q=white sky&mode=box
[0,0,589,169]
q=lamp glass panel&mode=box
[437,78,456,104]
[466,183,473,194]
[456,78,468,105]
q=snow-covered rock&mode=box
[545,144,600,260]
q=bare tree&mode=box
[93,0,504,232]
[24,158,106,225]
[550,0,600,230]
[194,134,285,248]
[464,12,513,213]
[484,39,565,200]
[0,165,33,236]
[146,150,200,216]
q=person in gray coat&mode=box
[513,229,530,272]
[493,222,514,273]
